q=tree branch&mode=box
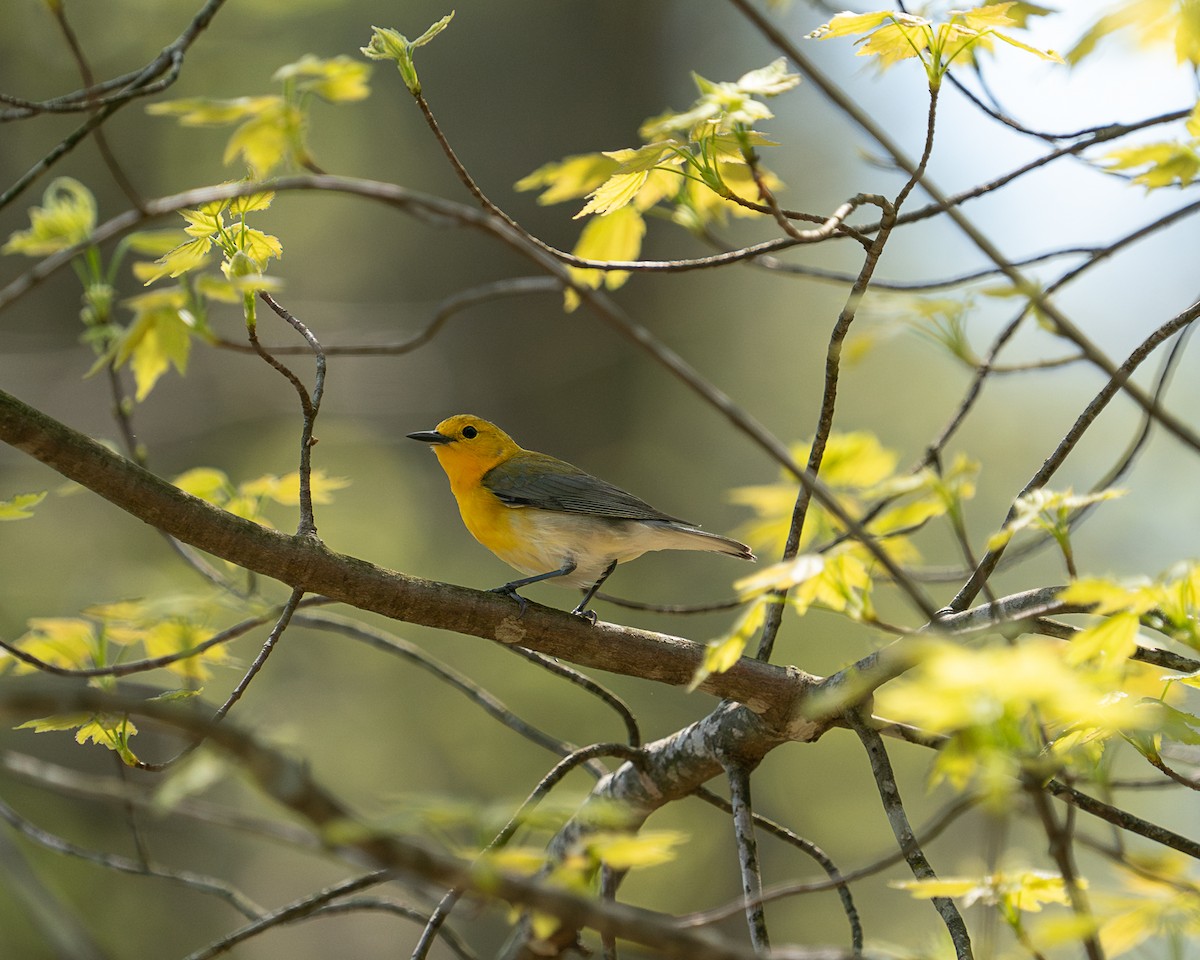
[0,384,817,728]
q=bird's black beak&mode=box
[407,429,453,445]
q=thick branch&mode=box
[0,682,766,960]
[0,385,815,727]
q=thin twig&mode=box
[505,645,642,748]
[1024,776,1105,960]
[212,277,561,355]
[725,761,771,950]
[946,298,1200,611]
[847,712,974,959]
[136,587,306,772]
[256,293,325,538]
[0,795,263,918]
[295,611,615,774]
[756,83,940,662]
[182,872,396,960]
[411,742,645,960]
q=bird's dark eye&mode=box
[462,425,478,439]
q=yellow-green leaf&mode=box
[174,467,232,502]
[574,144,677,219]
[563,206,645,311]
[0,491,46,520]
[689,598,768,691]
[237,227,283,268]
[273,54,371,102]
[1103,140,1200,190]
[735,554,823,600]
[360,14,454,95]
[515,154,621,205]
[223,104,299,178]
[1058,577,1161,616]
[124,229,189,256]
[147,95,282,126]
[18,713,94,733]
[734,57,802,96]
[3,177,96,256]
[228,189,275,215]
[1067,0,1200,67]
[583,830,688,870]
[892,877,982,899]
[10,618,98,672]
[253,469,351,506]
[808,11,906,40]
[1066,612,1140,667]
[114,304,195,401]
[142,237,213,285]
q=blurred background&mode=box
[0,1,1197,957]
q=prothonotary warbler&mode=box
[408,414,755,620]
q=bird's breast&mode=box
[453,490,645,586]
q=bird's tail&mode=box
[651,522,755,561]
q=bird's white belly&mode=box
[490,509,667,588]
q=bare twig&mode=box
[0,794,263,918]
[412,742,644,960]
[295,611,615,774]
[725,762,770,950]
[847,712,973,959]
[946,298,1200,611]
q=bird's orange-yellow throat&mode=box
[408,414,755,620]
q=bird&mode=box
[407,414,755,620]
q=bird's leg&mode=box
[491,561,578,615]
[571,559,617,623]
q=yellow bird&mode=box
[408,414,755,619]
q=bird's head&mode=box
[407,414,522,483]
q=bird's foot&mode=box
[490,584,529,616]
[570,604,598,625]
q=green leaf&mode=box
[1156,704,1200,746]
[273,54,371,103]
[228,188,275,215]
[1103,140,1200,190]
[124,229,189,256]
[142,237,213,285]
[563,206,646,311]
[583,830,688,869]
[515,153,619,205]
[1067,0,1200,67]
[734,57,803,96]
[146,95,282,126]
[1065,612,1139,667]
[114,293,196,401]
[574,143,678,219]
[3,177,96,256]
[222,103,300,178]
[0,491,46,520]
[689,598,768,691]
[360,13,455,95]
[235,227,283,269]
[173,467,233,501]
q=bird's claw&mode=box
[571,606,598,625]
[490,584,528,617]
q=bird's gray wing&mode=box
[482,454,688,523]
